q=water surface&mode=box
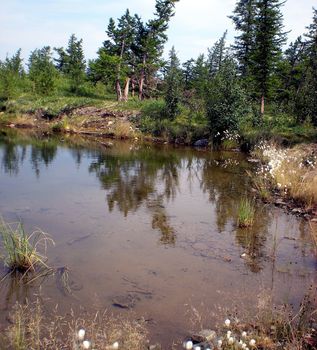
[0,131,315,345]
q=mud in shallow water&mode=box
[0,131,316,346]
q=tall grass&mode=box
[0,217,54,273]
[252,142,317,208]
[237,198,255,228]
[0,300,148,350]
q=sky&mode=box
[0,0,316,64]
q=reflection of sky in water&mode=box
[0,133,316,344]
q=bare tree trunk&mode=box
[139,55,146,100]
[115,40,125,101]
[260,95,265,115]
[131,79,135,97]
[139,73,144,100]
[123,77,130,102]
[116,79,122,101]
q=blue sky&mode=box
[0,0,316,64]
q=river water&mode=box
[0,130,316,345]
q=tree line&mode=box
[0,0,316,138]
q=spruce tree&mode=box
[133,0,179,100]
[0,49,24,99]
[251,0,287,115]
[182,59,195,91]
[164,46,182,119]
[28,47,57,95]
[55,34,86,92]
[303,8,317,125]
[230,0,256,78]
[208,31,228,76]
[103,10,138,101]
[191,54,208,99]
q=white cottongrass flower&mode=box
[227,331,232,339]
[112,341,119,349]
[249,339,256,347]
[185,340,193,350]
[241,331,247,338]
[225,319,231,327]
[193,346,201,350]
[83,340,91,349]
[217,339,223,347]
[78,329,85,341]
[242,344,247,349]
[228,337,234,345]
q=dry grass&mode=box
[0,301,148,350]
[113,121,137,139]
[252,142,317,208]
[184,289,317,350]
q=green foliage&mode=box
[208,30,228,76]
[230,0,256,77]
[0,217,53,272]
[28,47,57,95]
[164,46,182,119]
[88,50,121,87]
[137,99,208,142]
[301,8,317,126]
[191,54,208,98]
[205,58,248,141]
[237,198,255,228]
[55,34,86,92]
[230,0,287,114]
[0,49,24,99]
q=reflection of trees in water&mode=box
[200,154,250,232]
[0,134,273,262]
[199,153,270,272]
[235,208,270,273]
[30,142,57,177]
[148,195,176,245]
[89,149,180,244]
[0,135,57,177]
[0,142,27,175]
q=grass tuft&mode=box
[0,300,148,350]
[237,198,255,228]
[0,217,54,273]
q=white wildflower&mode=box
[225,319,231,327]
[249,339,256,347]
[228,337,234,345]
[83,340,91,349]
[78,329,85,341]
[185,340,193,350]
[112,341,119,349]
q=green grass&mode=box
[237,198,255,228]
[0,217,54,273]
[239,111,317,150]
